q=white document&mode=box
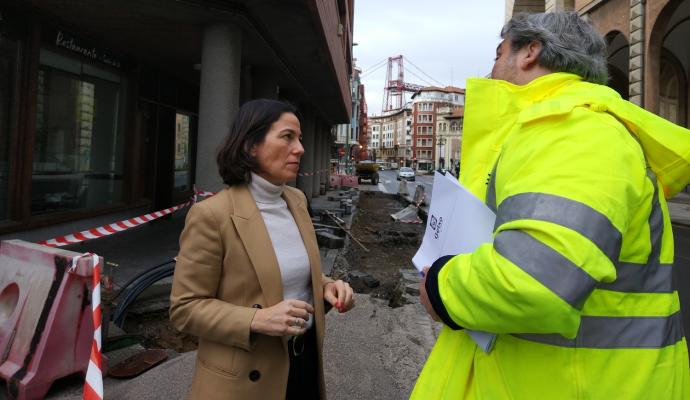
[412,172,497,352]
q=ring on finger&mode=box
[292,318,302,328]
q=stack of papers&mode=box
[412,172,497,352]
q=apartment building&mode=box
[410,86,465,172]
[367,108,411,167]
[437,106,464,174]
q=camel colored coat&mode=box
[170,184,332,400]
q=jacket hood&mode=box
[462,73,690,198]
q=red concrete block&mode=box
[0,240,100,400]
[340,175,359,188]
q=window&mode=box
[174,114,192,192]
[417,126,434,135]
[417,102,433,111]
[0,38,17,221]
[417,114,433,123]
[417,138,434,147]
[32,50,125,215]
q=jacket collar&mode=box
[460,73,582,197]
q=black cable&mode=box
[113,266,174,326]
[405,57,445,86]
[112,264,176,328]
[360,57,389,78]
[111,259,176,301]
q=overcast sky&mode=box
[353,1,506,115]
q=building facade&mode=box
[0,1,354,235]
[332,65,368,174]
[367,107,411,167]
[410,87,465,172]
[437,106,465,175]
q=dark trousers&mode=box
[286,327,320,400]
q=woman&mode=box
[170,99,354,400]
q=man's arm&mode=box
[424,110,645,336]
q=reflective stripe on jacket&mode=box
[411,73,690,400]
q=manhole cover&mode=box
[108,349,168,379]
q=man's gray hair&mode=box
[501,11,608,84]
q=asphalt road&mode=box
[377,169,435,203]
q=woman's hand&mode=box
[250,299,314,337]
[324,280,354,313]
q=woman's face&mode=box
[251,112,304,185]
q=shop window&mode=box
[174,113,192,192]
[32,50,125,215]
[0,38,17,221]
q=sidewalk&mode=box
[36,185,437,399]
[669,192,690,227]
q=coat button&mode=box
[249,370,261,381]
[251,304,262,309]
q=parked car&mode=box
[397,167,415,181]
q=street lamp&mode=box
[437,136,447,170]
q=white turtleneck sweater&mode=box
[249,173,314,329]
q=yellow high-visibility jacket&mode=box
[411,73,690,400]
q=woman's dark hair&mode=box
[217,99,300,186]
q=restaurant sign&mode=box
[51,29,122,69]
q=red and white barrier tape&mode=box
[70,253,103,400]
[298,169,328,177]
[38,168,331,248]
[193,185,216,199]
[39,200,193,248]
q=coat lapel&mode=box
[228,185,284,307]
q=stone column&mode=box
[312,125,323,197]
[297,111,315,200]
[196,24,242,192]
[545,0,574,13]
[629,0,645,106]
[322,129,331,193]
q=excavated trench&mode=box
[330,191,425,308]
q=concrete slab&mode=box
[323,293,439,400]
[669,201,690,227]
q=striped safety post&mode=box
[70,253,103,400]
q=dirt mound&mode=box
[332,191,424,307]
